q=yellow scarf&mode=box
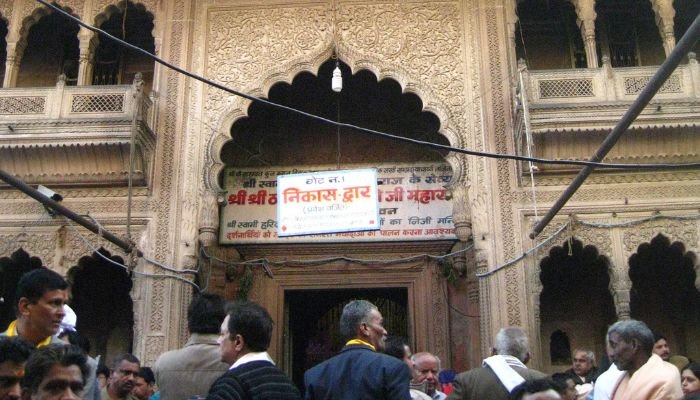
[345,338,376,351]
[5,320,53,348]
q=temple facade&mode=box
[0,0,698,382]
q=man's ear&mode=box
[523,352,531,365]
[234,334,245,351]
[18,297,31,316]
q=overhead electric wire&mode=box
[35,0,700,171]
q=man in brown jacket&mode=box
[447,327,547,400]
[154,293,229,400]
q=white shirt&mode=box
[593,364,624,400]
[230,351,274,370]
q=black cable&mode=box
[34,0,700,171]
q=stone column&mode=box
[77,28,95,86]
[651,0,676,56]
[3,41,19,88]
[573,0,599,68]
[452,183,473,242]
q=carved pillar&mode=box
[690,53,700,101]
[452,183,473,242]
[77,28,95,86]
[3,41,19,88]
[651,0,676,56]
[611,265,631,319]
[198,191,220,248]
[573,0,599,68]
[504,0,518,85]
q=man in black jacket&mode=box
[206,301,300,400]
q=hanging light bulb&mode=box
[332,61,343,92]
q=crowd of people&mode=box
[1,267,699,400]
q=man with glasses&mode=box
[0,337,34,400]
[101,354,140,400]
[304,300,411,399]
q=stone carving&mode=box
[622,218,699,258]
[0,231,56,265]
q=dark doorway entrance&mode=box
[285,287,409,390]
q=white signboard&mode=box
[276,169,380,236]
[219,162,457,244]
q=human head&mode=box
[551,373,577,400]
[15,269,69,345]
[607,320,654,373]
[494,327,530,363]
[56,331,89,355]
[681,362,700,397]
[572,349,595,377]
[218,302,273,365]
[339,300,387,351]
[511,378,562,400]
[187,293,226,334]
[652,333,670,361]
[131,367,155,400]
[0,337,34,400]
[22,344,88,400]
[383,336,416,379]
[107,354,140,398]
[411,352,440,395]
[95,365,109,390]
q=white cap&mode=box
[60,304,77,334]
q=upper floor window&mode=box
[93,1,154,91]
[595,0,665,67]
[516,0,586,70]
[17,8,79,87]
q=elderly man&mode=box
[101,354,140,400]
[154,293,228,400]
[412,352,447,400]
[206,301,300,400]
[564,349,597,399]
[304,300,411,400]
[608,320,682,400]
[22,344,89,400]
[447,327,547,400]
[384,337,431,400]
[0,337,34,400]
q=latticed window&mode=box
[538,79,594,98]
[70,94,125,113]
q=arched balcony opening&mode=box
[92,1,155,92]
[515,0,585,70]
[16,7,80,87]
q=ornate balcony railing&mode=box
[521,54,700,105]
[0,79,153,126]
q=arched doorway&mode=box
[286,287,408,389]
[629,234,700,360]
[0,248,45,330]
[217,57,457,373]
[67,248,134,361]
[539,238,616,371]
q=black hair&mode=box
[23,344,88,394]
[137,366,155,384]
[226,301,273,352]
[96,364,110,377]
[110,353,140,370]
[0,336,34,364]
[188,293,226,334]
[383,336,408,360]
[653,332,667,343]
[58,330,91,354]
[510,378,560,400]
[683,362,700,381]
[15,268,68,307]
